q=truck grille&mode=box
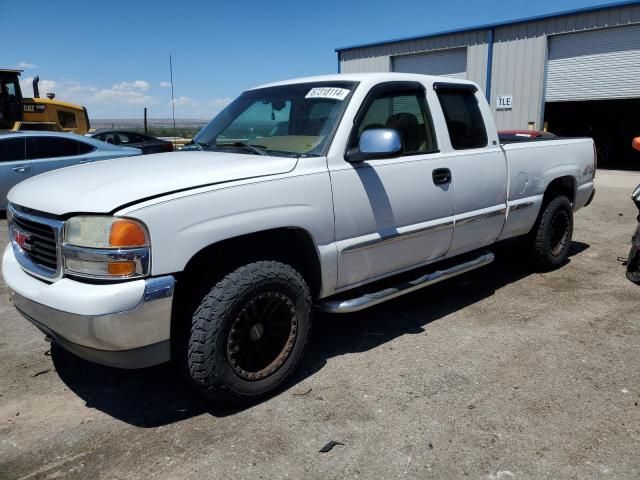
[12,215,58,270]
[9,205,64,280]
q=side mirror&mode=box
[346,128,402,163]
[633,137,640,152]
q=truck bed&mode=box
[502,136,595,208]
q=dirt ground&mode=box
[1,170,639,480]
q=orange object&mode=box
[107,261,137,276]
[633,137,640,152]
[109,219,148,247]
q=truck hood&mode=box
[8,151,298,216]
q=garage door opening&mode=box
[392,48,467,79]
[544,98,640,170]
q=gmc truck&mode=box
[3,73,596,404]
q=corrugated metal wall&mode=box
[338,3,640,130]
[392,48,468,79]
[491,3,640,129]
[490,23,548,130]
[339,30,489,91]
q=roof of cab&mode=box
[252,72,478,90]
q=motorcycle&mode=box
[626,137,640,284]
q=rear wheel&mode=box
[187,261,312,404]
[528,195,574,270]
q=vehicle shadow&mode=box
[51,240,589,427]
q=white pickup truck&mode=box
[3,73,596,404]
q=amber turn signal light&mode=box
[107,261,137,276]
[109,219,148,247]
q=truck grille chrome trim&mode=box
[317,251,494,313]
[8,204,64,281]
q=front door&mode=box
[330,82,455,289]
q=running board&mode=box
[318,251,494,314]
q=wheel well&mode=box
[169,227,322,367]
[175,228,322,305]
[543,176,576,205]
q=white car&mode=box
[3,73,595,404]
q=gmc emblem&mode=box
[13,228,33,251]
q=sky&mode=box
[4,0,619,119]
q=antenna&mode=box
[169,54,177,147]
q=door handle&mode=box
[12,166,31,174]
[78,159,93,164]
[432,168,451,185]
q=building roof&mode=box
[335,0,640,52]
[0,69,23,74]
[253,72,476,89]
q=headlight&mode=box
[62,216,150,279]
[64,216,149,248]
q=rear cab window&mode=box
[435,83,488,150]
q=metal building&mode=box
[336,1,640,167]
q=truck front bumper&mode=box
[3,245,174,369]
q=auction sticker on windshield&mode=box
[305,87,350,101]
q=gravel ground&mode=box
[1,170,639,480]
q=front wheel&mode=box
[528,195,574,270]
[187,261,312,404]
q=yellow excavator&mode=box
[0,69,90,134]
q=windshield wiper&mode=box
[215,142,268,156]
[182,139,212,151]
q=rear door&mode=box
[0,136,31,206]
[27,136,97,175]
[434,83,508,255]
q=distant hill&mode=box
[91,118,208,138]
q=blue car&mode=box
[0,131,141,209]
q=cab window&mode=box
[5,82,17,97]
[57,111,78,129]
[436,88,488,150]
[350,84,438,156]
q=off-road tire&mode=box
[187,261,312,404]
[528,195,574,270]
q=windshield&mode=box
[193,81,357,157]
